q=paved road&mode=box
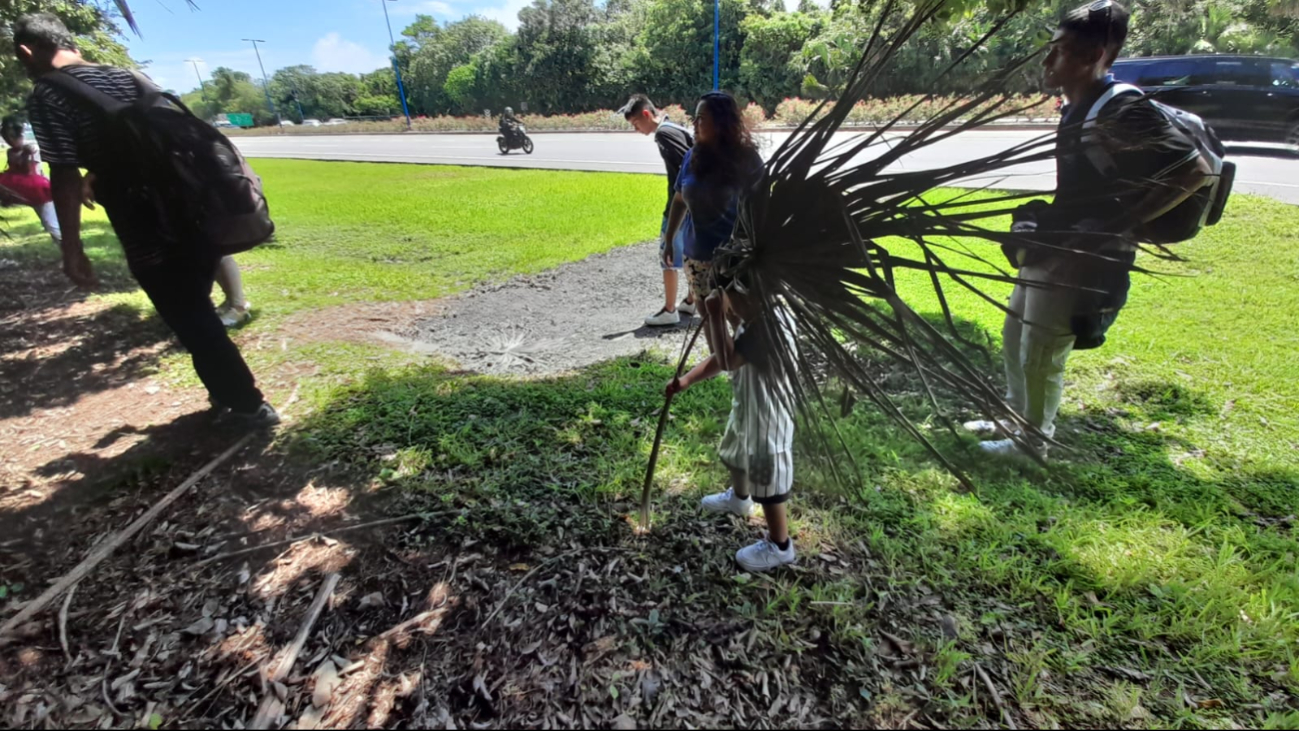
[233,130,1299,204]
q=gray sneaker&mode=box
[226,402,281,429]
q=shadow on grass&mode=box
[270,344,1298,727]
[0,217,171,420]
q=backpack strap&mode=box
[1081,82,1144,175]
[38,67,132,116]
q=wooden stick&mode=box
[0,434,254,638]
[196,513,437,567]
[250,572,340,730]
[974,662,1017,730]
[638,322,704,529]
[59,582,77,664]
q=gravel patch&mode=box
[406,242,699,375]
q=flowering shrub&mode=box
[222,95,1059,136]
[659,104,690,125]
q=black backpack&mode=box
[1083,83,1235,245]
[39,68,274,257]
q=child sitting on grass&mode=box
[666,274,798,573]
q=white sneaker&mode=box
[645,308,681,327]
[977,438,1045,462]
[736,535,796,573]
[700,487,755,517]
[677,300,698,316]
[962,419,1016,437]
[218,302,252,328]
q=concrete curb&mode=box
[225,121,1061,139]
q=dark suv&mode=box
[1111,54,1299,145]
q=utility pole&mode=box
[379,0,413,130]
[186,57,207,95]
[242,38,283,129]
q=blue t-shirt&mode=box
[675,147,764,261]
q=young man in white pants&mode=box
[970,0,1209,459]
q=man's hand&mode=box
[62,247,97,288]
[81,173,97,210]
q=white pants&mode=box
[1002,264,1077,440]
[36,201,61,244]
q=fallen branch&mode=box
[250,572,340,730]
[59,582,78,664]
[638,321,704,530]
[480,551,577,627]
[481,546,624,627]
[0,434,255,638]
[196,513,439,567]
[974,662,1017,730]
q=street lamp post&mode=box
[713,0,720,90]
[242,38,283,129]
[380,0,414,130]
[186,57,207,95]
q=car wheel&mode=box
[1287,120,1299,149]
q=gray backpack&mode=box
[1083,83,1234,244]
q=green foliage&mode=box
[180,66,280,126]
[0,0,134,114]
[443,62,478,115]
[740,10,822,109]
[12,0,1295,125]
[403,14,508,115]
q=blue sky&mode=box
[123,0,534,94]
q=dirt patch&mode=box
[407,242,699,375]
[276,299,443,348]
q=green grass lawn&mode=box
[3,161,1296,727]
[1,159,664,316]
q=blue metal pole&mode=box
[713,0,720,90]
[381,0,413,130]
[392,56,412,126]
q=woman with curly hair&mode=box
[661,91,764,330]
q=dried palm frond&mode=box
[110,0,201,36]
[714,0,1098,489]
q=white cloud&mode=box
[474,0,531,30]
[390,0,454,15]
[312,33,391,74]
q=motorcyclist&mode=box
[499,107,520,145]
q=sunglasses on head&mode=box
[1089,0,1114,47]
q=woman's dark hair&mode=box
[1,115,25,139]
[691,91,759,187]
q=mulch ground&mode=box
[1,250,1013,730]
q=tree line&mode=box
[3,0,1298,126]
[206,0,1299,124]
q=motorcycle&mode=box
[497,124,534,155]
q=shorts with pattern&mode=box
[684,257,715,301]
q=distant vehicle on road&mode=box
[1112,54,1299,145]
[497,124,534,155]
[280,120,296,126]
[302,119,322,127]
[213,120,237,129]
[324,119,348,126]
